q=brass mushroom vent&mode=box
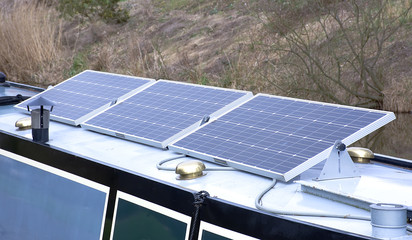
[15,117,32,130]
[347,147,374,164]
[175,160,206,180]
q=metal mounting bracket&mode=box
[317,140,360,181]
[200,115,210,126]
[110,98,117,106]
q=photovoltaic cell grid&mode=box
[82,80,252,148]
[15,70,154,125]
[170,94,395,181]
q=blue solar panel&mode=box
[15,70,154,125]
[82,80,253,148]
[169,94,396,181]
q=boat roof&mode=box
[1,81,411,239]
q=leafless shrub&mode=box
[260,0,412,111]
[383,77,412,112]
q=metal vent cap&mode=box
[370,203,408,239]
[347,147,374,163]
[175,160,206,180]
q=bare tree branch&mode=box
[261,0,411,109]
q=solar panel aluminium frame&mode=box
[14,70,155,126]
[169,93,396,182]
[81,80,253,149]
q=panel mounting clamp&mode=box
[200,115,210,126]
[317,140,360,181]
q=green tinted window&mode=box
[201,230,232,240]
[112,199,187,240]
[0,154,107,240]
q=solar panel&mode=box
[169,94,396,182]
[82,80,253,148]
[15,70,154,125]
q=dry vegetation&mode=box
[1,0,411,112]
[0,2,64,85]
[254,0,412,110]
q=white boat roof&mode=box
[1,83,412,239]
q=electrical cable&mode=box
[158,159,412,233]
[156,156,237,171]
[204,167,237,171]
[255,179,371,221]
[156,155,187,171]
[0,94,30,106]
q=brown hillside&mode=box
[0,0,411,112]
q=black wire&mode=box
[0,94,30,106]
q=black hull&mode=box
[0,130,369,240]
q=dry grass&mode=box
[128,40,171,80]
[0,2,63,86]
